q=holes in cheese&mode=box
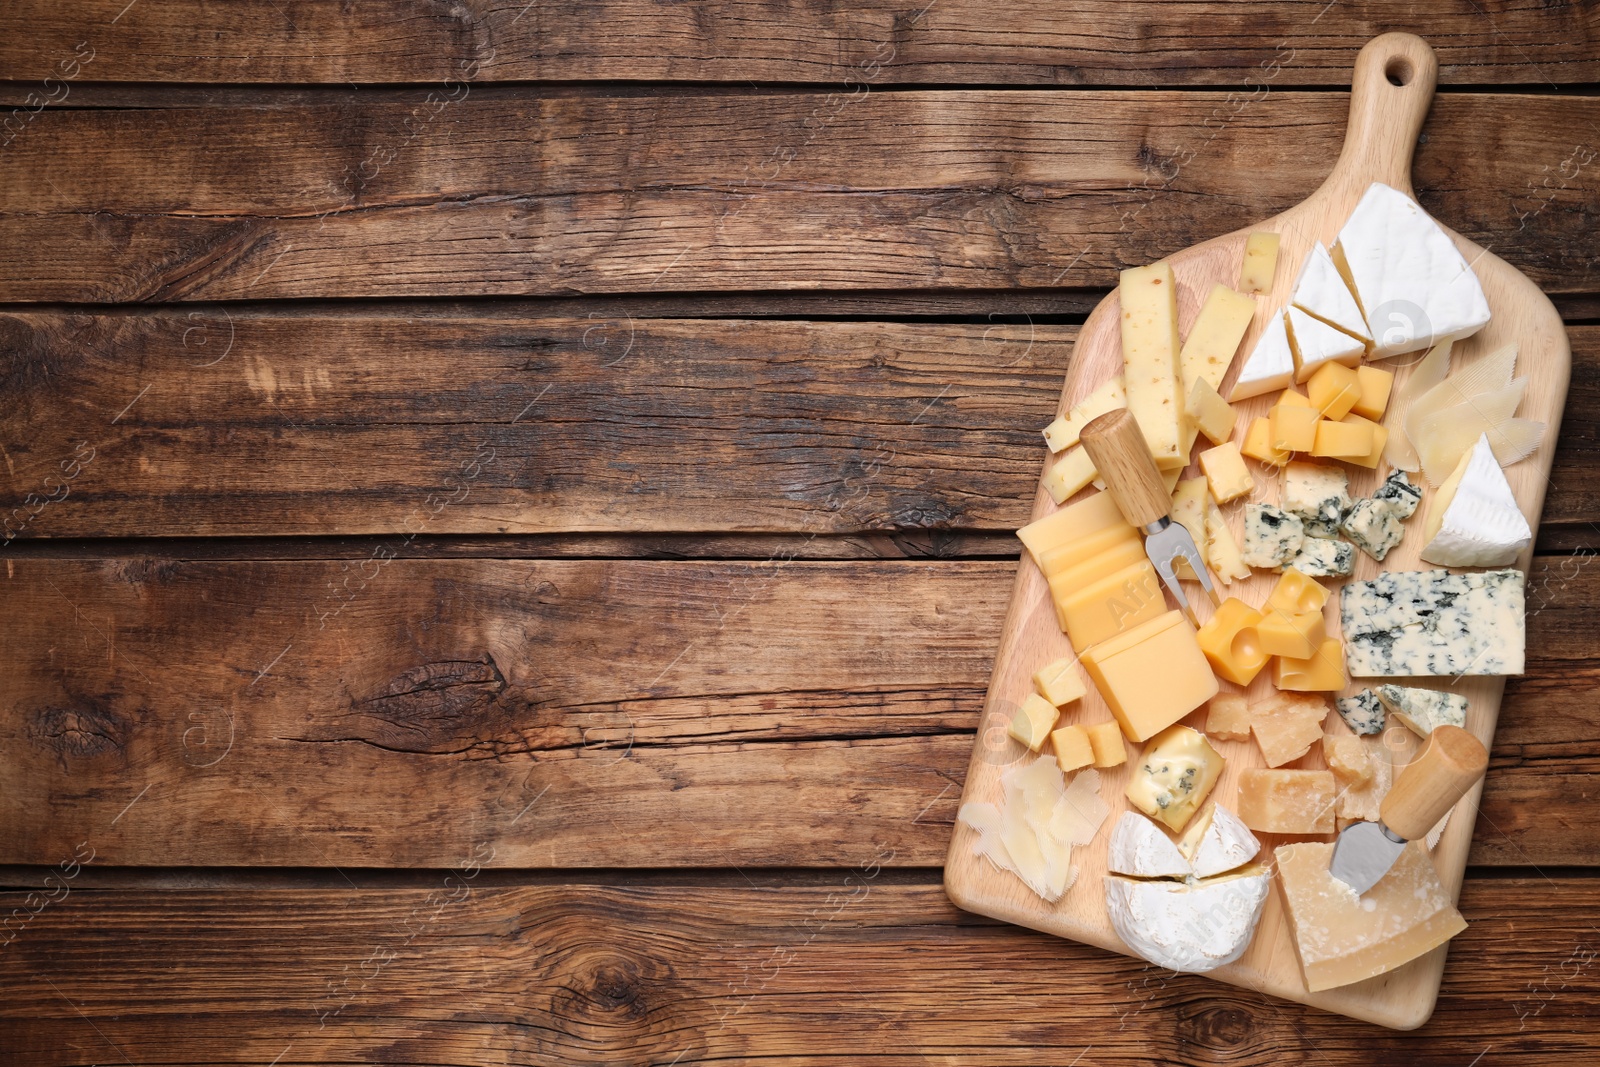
[1254,609,1325,660]
[1265,569,1330,616]
[1195,597,1268,686]
[1236,768,1336,834]
[1273,638,1347,692]
[1081,612,1219,743]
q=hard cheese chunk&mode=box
[1274,638,1347,691]
[1042,447,1099,504]
[1267,569,1330,615]
[1082,612,1219,742]
[1341,569,1526,677]
[1051,724,1095,772]
[1186,377,1238,447]
[1353,365,1395,421]
[1242,416,1292,467]
[1276,840,1467,993]
[1199,442,1254,504]
[1239,232,1281,294]
[1042,376,1127,452]
[1179,284,1257,394]
[1087,720,1128,768]
[1053,559,1166,650]
[1307,361,1362,421]
[1196,597,1268,686]
[1236,768,1336,834]
[1205,693,1253,741]
[1255,609,1324,660]
[1016,491,1129,573]
[1119,262,1186,469]
[1033,657,1088,707]
[1250,692,1329,767]
[1008,693,1060,751]
[1124,725,1224,832]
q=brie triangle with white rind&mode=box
[1229,312,1295,401]
[1286,306,1366,382]
[1107,810,1191,878]
[1421,433,1532,567]
[1334,182,1491,359]
[1180,803,1263,879]
[1290,243,1371,344]
[1105,866,1272,973]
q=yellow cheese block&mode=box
[1236,768,1336,834]
[1199,442,1255,504]
[1185,376,1238,447]
[1033,656,1088,707]
[1118,262,1186,470]
[1086,720,1127,768]
[1249,692,1329,768]
[1239,232,1281,294]
[1081,611,1219,742]
[1050,537,1150,597]
[1352,364,1395,421]
[1041,446,1100,504]
[1276,840,1468,993]
[1179,283,1257,394]
[1241,417,1292,467]
[1310,417,1374,459]
[1306,361,1361,421]
[1051,724,1096,772]
[1266,569,1329,615]
[1042,375,1128,452]
[1055,559,1166,650]
[1124,724,1224,832]
[1195,597,1268,686]
[1203,500,1251,585]
[1036,524,1141,581]
[1007,693,1061,752]
[1274,638,1347,692]
[1277,386,1313,409]
[1255,609,1325,659]
[1269,403,1320,452]
[1337,412,1388,469]
[1017,491,1128,572]
[1204,693,1253,741]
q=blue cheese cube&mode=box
[1376,685,1469,736]
[1242,504,1304,569]
[1340,498,1406,562]
[1335,690,1386,735]
[1372,469,1423,520]
[1282,462,1351,538]
[1282,535,1354,577]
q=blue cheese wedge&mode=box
[1340,498,1406,562]
[1282,461,1351,538]
[1376,685,1469,737]
[1341,568,1526,677]
[1335,690,1386,735]
[1242,503,1304,569]
[1283,535,1354,577]
[1372,469,1423,520]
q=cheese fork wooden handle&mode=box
[1079,409,1171,530]
[1381,725,1490,841]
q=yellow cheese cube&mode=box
[1274,638,1347,692]
[1322,734,1373,786]
[1241,416,1292,467]
[1306,361,1362,421]
[1080,611,1219,742]
[1266,569,1330,615]
[1086,720,1128,768]
[1204,500,1252,585]
[1249,692,1329,767]
[1276,840,1467,994]
[1054,559,1166,650]
[1255,609,1325,659]
[1178,283,1257,394]
[1338,413,1388,469]
[1041,445,1099,504]
[1118,262,1185,470]
[1277,386,1313,408]
[1051,724,1096,772]
[1033,656,1087,707]
[1269,403,1320,452]
[1198,442,1254,504]
[1239,232,1281,294]
[1125,725,1224,831]
[1310,416,1373,458]
[1185,377,1238,447]
[1351,365,1394,421]
[1204,693,1253,741]
[1195,597,1268,686]
[1016,491,1128,572]
[1007,693,1060,751]
[1236,768,1337,834]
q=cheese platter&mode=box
[943,33,1571,1030]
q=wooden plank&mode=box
[1,878,1595,1064]
[0,92,1595,301]
[3,313,1595,538]
[2,1,1595,86]
[0,557,1594,869]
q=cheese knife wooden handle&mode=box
[1380,725,1489,841]
[1080,409,1171,530]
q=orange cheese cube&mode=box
[1033,656,1088,707]
[1241,417,1292,467]
[1274,638,1347,692]
[1306,362,1362,421]
[1086,720,1128,768]
[1236,768,1337,834]
[1249,692,1329,767]
[1269,404,1320,452]
[1080,611,1219,742]
[1051,724,1096,772]
[1198,442,1255,504]
[1352,365,1395,421]
[1266,569,1329,615]
[1255,609,1325,659]
[1204,693,1253,741]
[1338,413,1389,469]
[1277,387,1313,408]
[1007,693,1060,751]
[1052,558,1166,649]
[1311,416,1373,458]
[1196,597,1268,685]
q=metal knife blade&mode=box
[1328,819,1408,896]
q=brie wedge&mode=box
[1105,866,1271,973]
[1333,182,1491,358]
[1286,306,1366,383]
[1107,810,1191,878]
[1421,433,1532,567]
[1290,243,1371,345]
[1229,313,1295,401]
[1179,803,1263,879]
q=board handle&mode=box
[1328,33,1438,197]
[1080,409,1172,530]
[1380,725,1488,841]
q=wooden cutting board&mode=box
[943,33,1571,1030]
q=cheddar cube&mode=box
[1249,692,1329,767]
[1042,446,1099,504]
[1033,657,1088,707]
[1195,597,1268,686]
[1185,377,1238,447]
[1269,404,1320,452]
[1338,413,1389,469]
[1241,417,1292,467]
[1274,638,1347,692]
[1277,387,1313,409]
[1236,768,1337,834]
[1080,611,1220,742]
[1053,558,1166,650]
[1266,569,1329,615]
[1086,720,1128,768]
[1306,362,1362,421]
[1199,442,1254,504]
[1310,417,1373,459]
[1204,693,1253,741]
[1007,693,1060,751]
[1255,609,1325,659]
[1239,232,1281,294]
[1051,724,1096,772]
[1016,492,1129,573]
[1352,365,1395,421]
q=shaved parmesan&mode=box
[1382,340,1451,470]
[958,759,1108,902]
[1413,377,1528,485]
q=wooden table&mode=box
[1,4,1596,1063]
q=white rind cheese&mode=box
[1229,313,1296,401]
[1242,503,1304,569]
[1376,685,1469,737]
[1335,690,1387,735]
[1107,810,1192,878]
[1105,868,1271,973]
[1282,462,1351,538]
[1282,535,1354,578]
[1287,306,1366,382]
[1290,243,1372,343]
[1334,182,1492,359]
[1341,568,1526,677]
[1420,433,1532,568]
[1340,498,1407,562]
[1180,804,1263,880]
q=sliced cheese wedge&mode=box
[1286,306,1366,383]
[1334,182,1491,359]
[1382,339,1451,471]
[1420,433,1532,567]
[1106,866,1271,973]
[1107,810,1191,878]
[1290,243,1371,344]
[1178,803,1262,879]
[1228,313,1295,401]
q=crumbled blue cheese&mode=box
[1282,462,1351,538]
[1242,503,1304,570]
[1341,568,1526,677]
[1341,498,1407,562]
[1372,469,1423,520]
[1335,690,1387,735]
[1282,535,1354,577]
[1376,685,1469,737]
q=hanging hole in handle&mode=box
[1385,57,1414,86]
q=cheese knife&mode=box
[1079,408,1220,625]
[1329,725,1489,895]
